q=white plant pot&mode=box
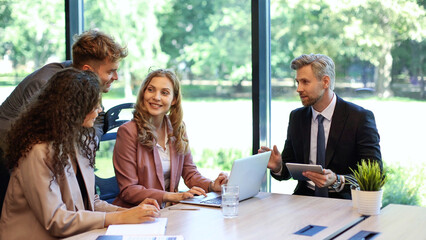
[351,187,359,208]
[357,189,383,215]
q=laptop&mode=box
[179,151,271,207]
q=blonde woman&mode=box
[113,69,227,208]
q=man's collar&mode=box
[312,93,336,121]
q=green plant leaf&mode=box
[350,159,386,191]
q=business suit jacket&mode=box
[112,118,211,207]
[272,95,382,198]
[0,143,119,240]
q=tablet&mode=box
[285,163,324,181]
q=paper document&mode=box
[96,235,184,240]
[106,218,168,236]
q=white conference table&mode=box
[65,192,363,240]
[336,203,426,240]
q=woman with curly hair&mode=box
[112,69,228,208]
[0,69,160,240]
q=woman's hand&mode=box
[163,186,207,203]
[140,198,160,210]
[210,172,228,192]
[104,203,160,227]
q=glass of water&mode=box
[221,184,239,218]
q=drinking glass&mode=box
[221,184,239,218]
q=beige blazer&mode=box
[0,143,119,240]
[113,118,211,207]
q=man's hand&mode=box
[303,169,337,188]
[258,145,282,173]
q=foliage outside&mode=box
[382,162,425,207]
[194,148,252,172]
[347,159,387,191]
[1,0,425,98]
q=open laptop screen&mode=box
[179,151,271,207]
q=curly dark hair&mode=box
[6,68,101,181]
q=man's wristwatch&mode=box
[332,174,342,190]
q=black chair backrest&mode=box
[95,175,120,204]
[101,103,134,141]
[96,103,134,203]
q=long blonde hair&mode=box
[133,69,189,154]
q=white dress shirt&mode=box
[309,93,336,165]
[156,125,171,191]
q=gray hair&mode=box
[290,54,335,90]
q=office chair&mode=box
[94,175,120,204]
[101,103,135,141]
[95,103,134,203]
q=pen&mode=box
[168,207,200,211]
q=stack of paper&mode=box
[97,235,183,240]
[97,218,184,239]
[105,218,168,236]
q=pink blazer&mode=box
[112,118,211,207]
[0,143,119,240]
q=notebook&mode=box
[100,218,184,240]
[179,151,271,207]
[105,218,167,236]
[96,235,184,240]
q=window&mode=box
[270,0,425,206]
[84,0,252,184]
[2,0,423,206]
[0,0,65,103]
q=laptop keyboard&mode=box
[200,196,222,205]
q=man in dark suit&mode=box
[259,54,381,199]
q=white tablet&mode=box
[285,163,324,181]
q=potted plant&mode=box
[347,159,386,215]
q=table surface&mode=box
[335,203,426,240]
[65,192,363,240]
